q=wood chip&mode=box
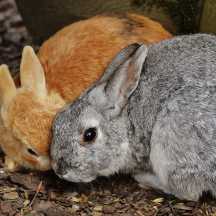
[152,197,164,203]
[174,203,193,211]
[93,205,103,212]
[3,191,19,200]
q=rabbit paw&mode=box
[4,156,20,172]
[134,172,168,193]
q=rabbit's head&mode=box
[51,43,148,182]
[0,46,65,171]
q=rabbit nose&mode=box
[54,160,67,176]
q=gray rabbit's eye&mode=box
[83,127,97,143]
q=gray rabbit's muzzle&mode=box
[52,158,97,183]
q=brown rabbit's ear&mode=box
[0,65,16,107]
[20,46,47,99]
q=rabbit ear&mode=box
[20,46,47,99]
[101,44,148,117]
[0,65,16,107]
[98,43,142,84]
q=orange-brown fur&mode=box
[39,13,172,101]
[0,13,172,171]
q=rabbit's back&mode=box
[129,34,216,137]
[147,33,216,84]
[38,13,172,102]
[131,34,216,200]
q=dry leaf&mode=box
[3,191,19,200]
[93,205,103,212]
[23,200,30,207]
[71,194,88,203]
[152,197,164,204]
[0,186,16,193]
[92,212,102,216]
[174,203,193,211]
[69,204,80,213]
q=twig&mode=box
[29,181,43,208]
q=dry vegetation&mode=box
[0,0,216,215]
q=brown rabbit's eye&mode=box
[27,148,38,157]
[83,128,97,142]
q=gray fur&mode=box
[51,34,216,201]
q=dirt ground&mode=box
[1,0,216,215]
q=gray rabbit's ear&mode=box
[98,43,142,84]
[102,43,148,117]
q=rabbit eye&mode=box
[83,127,97,143]
[27,148,38,157]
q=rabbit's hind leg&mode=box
[134,172,169,193]
[150,101,216,201]
[166,167,214,201]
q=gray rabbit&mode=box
[51,34,216,201]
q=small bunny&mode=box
[51,34,216,201]
[0,13,172,171]
[0,48,65,171]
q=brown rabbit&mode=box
[0,13,172,171]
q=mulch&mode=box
[0,0,216,215]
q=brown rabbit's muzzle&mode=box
[0,48,64,171]
[23,151,51,171]
[0,89,62,171]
